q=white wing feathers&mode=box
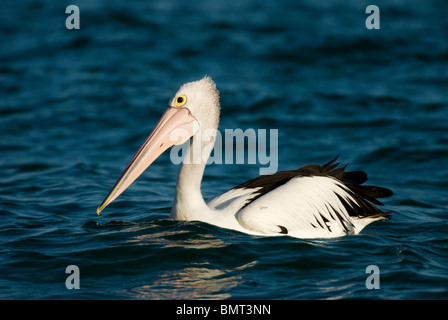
[222,176,379,238]
[205,158,392,238]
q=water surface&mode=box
[1,0,448,299]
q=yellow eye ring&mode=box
[174,95,187,107]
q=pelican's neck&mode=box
[171,130,216,221]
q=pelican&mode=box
[97,76,393,238]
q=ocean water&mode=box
[1,0,448,300]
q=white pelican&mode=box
[97,76,393,238]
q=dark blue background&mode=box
[1,0,447,299]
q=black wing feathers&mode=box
[233,156,393,217]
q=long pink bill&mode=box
[97,107,199,214]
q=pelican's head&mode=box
[169,76,220,130]
[96,76,220,214]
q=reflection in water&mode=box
[109,221,257,298]
[126,261,257,299]
[130,230,231,249]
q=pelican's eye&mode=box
[174,95,187,107]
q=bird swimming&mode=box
[96,76,393,238]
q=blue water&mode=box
[1,0,448,300]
